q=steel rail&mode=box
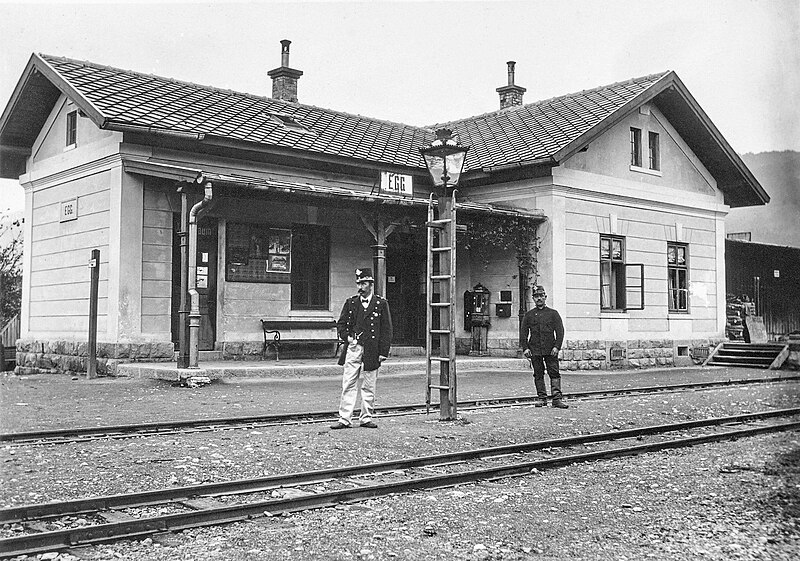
[1,414,798,559]
[8,407,798,522]
[2,376,798,445]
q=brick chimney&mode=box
[268,39,303,102]
[496,61,526,109]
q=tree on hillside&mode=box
[0,212,23,328]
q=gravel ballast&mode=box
[1,368,798,560]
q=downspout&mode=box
[188,177,213,368]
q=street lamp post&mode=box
[420,129,469,420]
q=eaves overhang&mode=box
[0,53,109,179]
[193,133,429,178]
[123,159,546,222]
[551,71,769,208]
[651,74,769,207]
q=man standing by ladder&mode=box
[331,268,393,429]
[522,285,568,409]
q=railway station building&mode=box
[0,43,768,375]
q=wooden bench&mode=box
[260,319,343,361]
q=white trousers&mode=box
[337,342,378,426]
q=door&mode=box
[386,231,426,346]
[196,218,218,350]
[171,215,217,351]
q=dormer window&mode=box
[648,132,660,171]
[630,128,642,167]
[267,112,313,134]
[66,110,77,147]
[630,127,661,176]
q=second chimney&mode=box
[495,61,526,109]
[268,39,304,102]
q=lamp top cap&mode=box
[428,128,462,149]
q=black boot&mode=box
[551,377,568,408]
[534,373,547,407]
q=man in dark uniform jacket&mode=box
[522,285,568,409]
[331,268,393,429]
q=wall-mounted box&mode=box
[496,290,512,317]
[495,303,511,317]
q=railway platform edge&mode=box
[115,356,534,382]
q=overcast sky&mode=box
[1,0,799,213]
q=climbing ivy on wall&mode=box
[459,214,541,291]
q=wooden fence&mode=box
[1,313,20,371]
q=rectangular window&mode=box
[630,127,642,167]
[600,235,645,311]
[601,235,626,310]
[226,222,292,283]
[648,131,660,171]
[66,111,77,146]
[291,224,330,310]
[667,243,689,312]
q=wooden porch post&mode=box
[360,213,396,297]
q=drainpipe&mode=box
[177,186,191,369]
[188,178,213,368]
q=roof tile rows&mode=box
[39,54,668,172]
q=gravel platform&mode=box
[1,366,798,560]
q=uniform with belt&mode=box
[332,268,392,428]
[522,285,567,408]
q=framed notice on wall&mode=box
[60,198,78,222]
[226,223,292,283]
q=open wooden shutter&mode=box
[624,264,645,311]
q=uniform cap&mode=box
[355,268,374,283]
[533,285,547,296]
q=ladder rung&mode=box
[430,275,452,280]
[430,329,451,334]
[427,219,452,226]
[430,302,451,307]
[428,356,451,362]
[429,385,450,390]
[431,247,452,252]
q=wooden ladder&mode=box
[425,194,457,420]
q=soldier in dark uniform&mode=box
[331,268,393,429]
[522,285,568,408]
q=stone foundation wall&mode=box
[14,339,174,376]
[221,341,265,360]
[457,337,724,370]
[456,337,519,357]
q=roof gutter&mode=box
[481,156,557,173]
[103,121,206,141]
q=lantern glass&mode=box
[420,129,468,188]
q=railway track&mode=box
[1,407,798,558]
[2,375,797,445]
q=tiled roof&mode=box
[38,54,666,172]
[438,73,670,171]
